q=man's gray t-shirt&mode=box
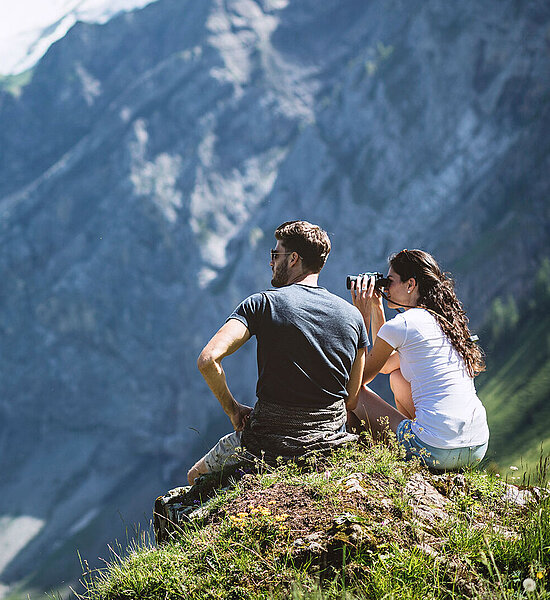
[228,284,368,408]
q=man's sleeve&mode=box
[358,318,369,349]
[226,292,265,336]
[377,314,406,350]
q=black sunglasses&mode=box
[270,249,296,260]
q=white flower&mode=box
[510,466,519,471]
[523,578,536,592]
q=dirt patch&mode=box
[218,471,418,557]
[221,475,335,537]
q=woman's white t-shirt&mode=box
[377,308,489,449]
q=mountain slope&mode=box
[478,282,550,472]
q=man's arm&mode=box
[345,347,366,411]
[197,319,252,431]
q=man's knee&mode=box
[187,467,198,486]
[187,457,207,485]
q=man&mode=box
[187,220,368,484]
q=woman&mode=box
[349,249,489,470]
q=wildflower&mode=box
[510,466,519,471]
[537,571,544,579]
[275,513,290,522]
[229,515,246,527]
[523,578,536,592]
[237,512,248,518]
[268,500,277,505]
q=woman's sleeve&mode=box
[377,314,406,350]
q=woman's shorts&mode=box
[396,419,488,471]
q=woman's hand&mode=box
[351,275,382,318]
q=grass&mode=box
[67,436,550,600]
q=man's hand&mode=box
[197,319,252,428]
[230,402,253,431]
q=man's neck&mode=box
[286,272,319,287]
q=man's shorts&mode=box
[396,419,488,471]
[203,418,350,474]
[203,431,248,473]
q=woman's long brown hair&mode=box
[390,249,485,377]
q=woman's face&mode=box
[385,266,417,310]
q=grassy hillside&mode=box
[65,439,550,600]
[477,260,550,474]
[478,316,550,472]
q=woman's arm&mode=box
[350,275,385,338]
[351,275,397,374]
[379,351,400,374]
[369,289,386,340]
[362,337,395,384]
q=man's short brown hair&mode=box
[274,221,331,273]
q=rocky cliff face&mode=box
[0,0,549,593]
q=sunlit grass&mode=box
[69,441,550,600]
